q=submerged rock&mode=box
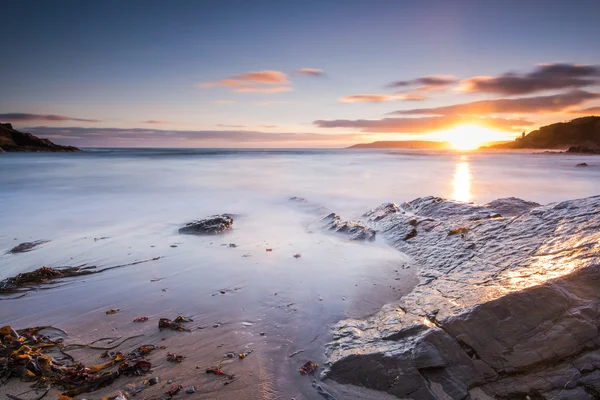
[178,214,233,235]
[576,162,589,167]
[8,240,49,254]
[321,213,376,241]
[324,195,600,399]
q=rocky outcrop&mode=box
[8,240,49,254]
[178,214,234,235]
[321,213,376,241]
[0,123,79,152]
[324,195,600,399]
[567,145,599,154]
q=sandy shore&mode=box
[0,211,417,399]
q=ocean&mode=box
[0,148,598,399]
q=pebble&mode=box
[167,379,173,384]
[186,386,196,394]
[260,332,265,336]
[213,323,220,328]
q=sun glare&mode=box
[434,124,510,151]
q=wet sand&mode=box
[0,206,417,399]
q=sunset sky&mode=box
[2,0,600,148]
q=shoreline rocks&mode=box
[179,214,234,235]
[324,195,600,399]
[0,123,80,152]
[321,213,376,241]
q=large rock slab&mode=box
[178,214,233,235]
[321,212,376,241]
[324,195,600,399]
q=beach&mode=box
[1,149,599,399]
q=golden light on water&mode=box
[452,157,471,202]
[434,124,511,150]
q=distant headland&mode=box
[0,123,79,152]
[484,116,600,153]
[347,140,450,149]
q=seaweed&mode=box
[1,325,158,398]
[158,316,192,332]
[0,257,162,295]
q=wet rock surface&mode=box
[178,214,233,235]
[321,213,376,241]
[324,195,600,399]
[7,240,49,253]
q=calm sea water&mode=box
[0,148,598,399]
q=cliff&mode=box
[324,195,600,399]
[0,123,79,152]
[487,116,600,151]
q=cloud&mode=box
[144,120,169,124]
[391,90,600,116]
[314,116,532,133]
[199,70,292,93]
[459,63,600,95]
[570,106,600,114]
[234,86,292,93]
[295,68,325,77]
[25,126,365,147]
[388,75,457,91]
[217,124,280,128]
[0,113,99,123]
[339,93,426,103]
[214,100,235,104]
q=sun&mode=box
[433,124,510,151]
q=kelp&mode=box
[1,325,157,398]
[0,257,162,295]
[158,316,192,332]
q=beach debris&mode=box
[266,248,273,252]
[170,244,178,248]
[145,376,160,386]
[179,214,234,235]
[0,257,162,294]
[212,323,221,328]
[289,349,305,358]
[289,196,307,203]
[133,316,149,322]
[293,253,302,258]
[166,385,183,397]
[260,332,265,336]
[220,290,226,294]
[94,236,110,242]
[158,316,192,332]
[238,350,253,359]
[166,352,185,363]
[241,321,253,326]
[106,308,120,314]
[299,361,319,375]
[224,243,237,248]
[206,366,224,375]
[448,227,470,237]
[7,240,49,254]
[0,325,158,397]
[186,386,196,394]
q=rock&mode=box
[576,162,589,167]
[567,145,599,154]
[289,196,307,203]
[8,240,49,254]
[324,195,600,399]
[178,214,233,235]
[186,386,196,394]
[320,213,376,241]
[0,123,80,152]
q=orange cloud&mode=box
[339,93,426,103]
[200,70,291,93]
[314,116,532,133]
[570,106,600,114]
[295,68,325,77]
[234,86,292,93]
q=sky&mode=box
[1,0,600,148]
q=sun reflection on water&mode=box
[452,157,471,202]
